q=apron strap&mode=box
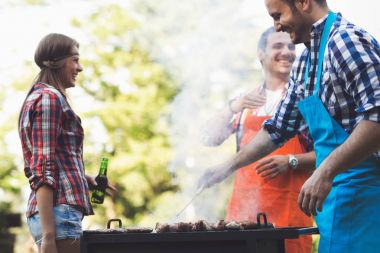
[304,55,310,90]
[314,11,337,95]
[303,11,337,94]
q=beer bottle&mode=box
[91,157,109,204]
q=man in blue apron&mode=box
[198,0,380,252]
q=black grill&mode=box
[80,214,318,253]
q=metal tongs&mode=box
[169,186,205,222]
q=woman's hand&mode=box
[40,233,57,253]
[86,175,117,196]
[255,155,290,180]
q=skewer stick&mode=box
[169,187,204,222]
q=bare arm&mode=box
[198,128,278,188]
[30,93,60,252]
[319,120,380,177]
[295,151,317,171]
[36,185,58,253]
[201,106,235,146]
[201,90,266,146]
[255,151,316,179]
[233,128,278,169]
[299,120,380,216]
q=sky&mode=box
[0,0,105,83]
[0,0,379,84]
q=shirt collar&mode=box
[33,82,62,94]
[304,12,341,50]
[310,12,341,38]
[34,82,49,88]
[310,12,329,37]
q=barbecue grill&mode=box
[80,213,318,253]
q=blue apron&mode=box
[298,11,380,253]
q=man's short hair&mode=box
[258,27,276,52]
[282,0,326,8]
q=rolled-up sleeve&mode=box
[330,30,380,123]
[29,92,61,191]
[263,77,305,146]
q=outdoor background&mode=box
[0,0,379,252]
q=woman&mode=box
[19,33,101,253]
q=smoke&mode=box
[132,0,271,222]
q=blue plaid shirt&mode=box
[264,12,380,160]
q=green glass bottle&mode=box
[91,157,109,204]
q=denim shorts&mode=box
[27,204,83,246]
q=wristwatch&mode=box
[288,154,298,170]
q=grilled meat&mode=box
[177,222,193,232]
[155,222,171,233]
[240,221,260,230]
[212,220,227,231]
[155,219,273,233]
[193,220,213,231]
[225,221,241,230]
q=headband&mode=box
[41,53,78,69]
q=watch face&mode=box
[289,157,298,169]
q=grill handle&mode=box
[256,212,268,227]
[107,218,122,229]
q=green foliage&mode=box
[73,4,179,227]
[0,56,34,224]
[24,0,46,5]
[0,111,22,211]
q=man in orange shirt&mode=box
[202,27,315,253]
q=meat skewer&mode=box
[169,187,205,221]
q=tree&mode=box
[71,4,179,227]
[0,75,31,216]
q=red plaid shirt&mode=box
[19,83,93,217]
